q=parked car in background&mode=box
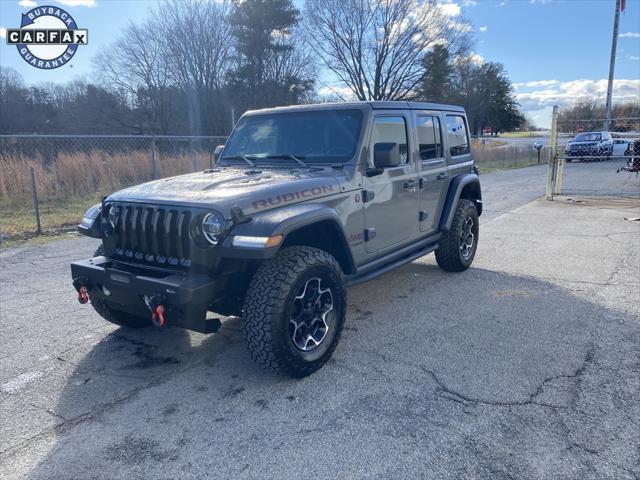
[565,131,614,162]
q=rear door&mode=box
[363,113,419,254]
[414,113,448,232]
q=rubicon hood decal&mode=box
[106,168,342,217]
[252,185,335,210]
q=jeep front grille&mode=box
[111,204,192,267]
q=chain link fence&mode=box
[0,135,227,243]
[546,108,640,199]
[0,130,563,244]
[473,140,550,173]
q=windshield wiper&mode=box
[265,154,309,168]
[220,154,257,167]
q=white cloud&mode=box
[628,55,640,61]
[462,0,477,6]
[620,32,640,38]
[439,2,461,17]
[468,52,484,64]
[55,0,96,6]
[317,85,356,101]
[478,26,488,33]
[516,79,640,111]
[514,80,559,88]
[18,0,37,7]
[0,28,6,39]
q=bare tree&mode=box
[261,28,317,105]
[93,17,173,133]
[94,0,234,134]
[305,0,470,101]
[158,0,233,93]
[154,0,234,133]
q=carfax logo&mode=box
[5,5,88,70]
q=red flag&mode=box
[620,0,625,12]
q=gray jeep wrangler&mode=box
[71,101,482,377]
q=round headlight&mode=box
[202,213,224,244]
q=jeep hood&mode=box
[106,167,343,217]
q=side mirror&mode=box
[213,145,224,163]
[373,142,400,168]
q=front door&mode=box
[363,114,419,254]
[415,113,449,232]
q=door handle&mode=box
[437,172,449,180]
[403,179,418,190]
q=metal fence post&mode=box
[190,138,198,172]
[554,145,565,195]
[545,105,559,200]
[30,167,42,235]
[151,135,158,179]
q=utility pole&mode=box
[604,0,621,131]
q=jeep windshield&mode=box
[574,133,601,142]
[220,109,363,165]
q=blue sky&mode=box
[1,0,639,128]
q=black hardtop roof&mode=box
[244,101,466,116]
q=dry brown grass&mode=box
[474,144,547,173]
[0,149,212,240]
[0,150,212,202]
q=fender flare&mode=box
[221,203,355,271]
[439,174,482,231]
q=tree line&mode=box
[557,99,640,132]
[1,0,527,136]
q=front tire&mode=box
[90,246,151,328]
[243,246,346,378]
[435,199,479,272]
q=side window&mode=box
[416,116,443,160]
[446,115,470,157]
[370,116,408,164]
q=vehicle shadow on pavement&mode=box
[22,263,640,480]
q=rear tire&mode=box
[243,246,346,378]
[89,246,151,328]
[436,199,479,272]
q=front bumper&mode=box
[71,256,221,333]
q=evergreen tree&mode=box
[228,0,313,110]
[421,45,452,103]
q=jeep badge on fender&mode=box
[71,101,482,378]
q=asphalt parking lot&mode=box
[1,165,639,479]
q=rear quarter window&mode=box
[446,115,470,157]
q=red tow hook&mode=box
[77,286,89,304]
[151,305,166,328]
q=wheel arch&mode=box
[439,173,482,231]
[280,219,356,275]
[222,203,356,275]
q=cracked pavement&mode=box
[1,166,639,479]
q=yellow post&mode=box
[546,105,559,200]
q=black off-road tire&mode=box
[243,246,347,378]
[89,246,151,328]
[435,199,479,272]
